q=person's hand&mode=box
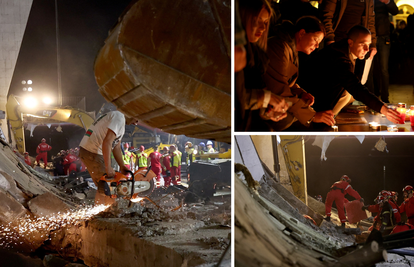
[268,93,289,114]
[381,105,400,124]
[106,166,116,178]
[313,110,336,126]
[119,165,130,175]
[265,94,289,122]
[301,92,315,106]
[369,47,377,59]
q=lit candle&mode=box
[409,105,414,129]
[387,125,398,132]
[331,125,338,132]
[397,103,407,124]
[369,122,379,130]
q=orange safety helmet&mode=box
[162,146,169,152]
[340,175,351,183]
[124,143,130,149]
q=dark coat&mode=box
[302,39,384,113]
[235,41,268,131]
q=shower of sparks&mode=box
[0,204,109,249]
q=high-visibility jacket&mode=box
[170,151,180,168]
[136,151,148,168]
[123,150,133,165]
[186,148,195,164]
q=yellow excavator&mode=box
[6,94,95,154]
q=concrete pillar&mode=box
[0,0,33,142]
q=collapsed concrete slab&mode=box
[0,189,30,224]
[28,192,71,218]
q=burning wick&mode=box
[331,125,338,132]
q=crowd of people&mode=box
[235,0,414,131]
[120,140,218,188]
[324,175,414,235]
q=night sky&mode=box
[305,135,414,207]
[8,0,133,113]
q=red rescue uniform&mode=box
[148,151,162,187]
[36,142,52,168]
[161,153,171,186]
[400,196,414,225]
[325,180,362,223]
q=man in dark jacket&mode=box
[302,25,400,123]
[366,0,399,103]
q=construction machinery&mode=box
[98,168,156,201]
[6,94,95,154]
[94,0,231,143]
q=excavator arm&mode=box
[6,94,95,154]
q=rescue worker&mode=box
[63,149,80,175]
[24,152,31,166]
[122,143,134,170]
[195,142,206,160]
[363,195,383,231]
[169,145,181,185]
[325,175,363,227]
[175,145,182,179]
[399,185,414,225]
[161,147,171,187]
[185,141,196,166]
[79,110,139,205]
[35,138,52,169]
[53,152,65,176]
[136,145,148,169]
[387,190,401,225]
[206,140,216,153]
[377,191,397,235]
[148,144,162,187]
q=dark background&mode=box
[8,0,133,113]
[305,135,414,207]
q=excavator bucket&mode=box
[94,0,231,143]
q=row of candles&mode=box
[369,103,414,132]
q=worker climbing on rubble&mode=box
[399,185,414,225]
[122,143,134,170]
[364,191,397,235]
[325,175,363,227]
[35,138,52,169]
[161,146,171,187]
[169,145,182,186]
[63,150,79,175]
[24,152,31,166]
[135,145,148,169]
[148,144,162,187]
[79,110,139,205]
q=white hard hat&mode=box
[206,140,213,145]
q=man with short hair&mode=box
[79,110,139,205]
[303,25,400,123]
